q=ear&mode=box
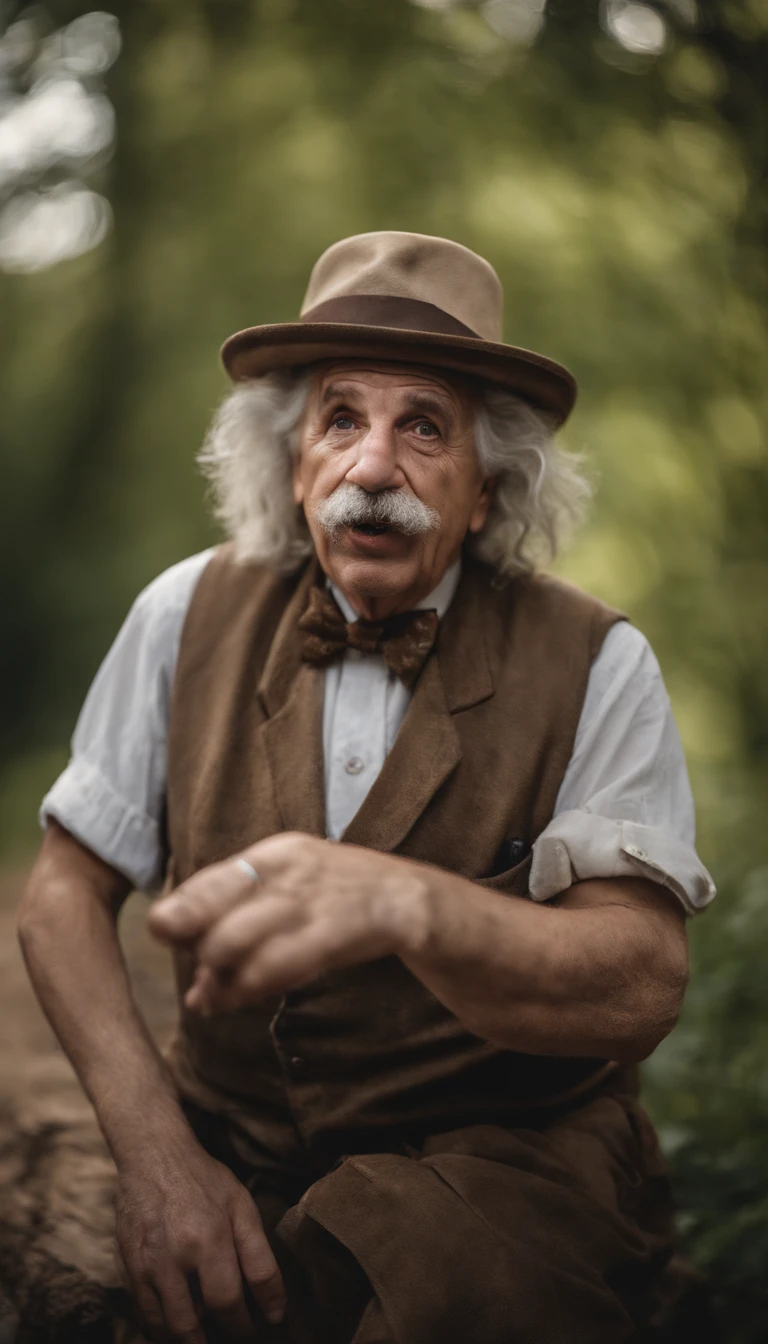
[467,477,496,534]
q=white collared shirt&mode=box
[40,549,716,914]
[323,560,461,840]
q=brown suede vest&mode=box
[164,546,627,1161]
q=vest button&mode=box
[289,1055,307,1076]
[507,838,528,865]
[344,755,365,775]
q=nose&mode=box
[344,419,406,494]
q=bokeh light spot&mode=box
[0,79,113,189]
[60,12,122,77]
[0,18,37,74]
[0,185,111,272]
[482,0,546,45]
[602,0,668,55]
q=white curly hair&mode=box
[198,370,591,578]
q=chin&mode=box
[335,554,416,595]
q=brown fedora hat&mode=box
[221,231,577,425]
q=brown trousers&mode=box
[186,1089,676,1344]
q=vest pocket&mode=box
[476,848,533,897]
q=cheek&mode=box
[293,439,326,504]
[295,441,351,507]
[404,451,453,498]
[407,453,481,525]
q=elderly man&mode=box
[20,232,714,1344]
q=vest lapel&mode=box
[258,559,327,838]
[341,558,495,853]
[340,653,460,852]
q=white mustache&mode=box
[313,483,440,537]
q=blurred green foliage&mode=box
[1,0,768,1335]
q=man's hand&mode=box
[148,832,687,1063]
[115,1133,286,1341]
[148,833,431,1014]
[18,822,287,1338]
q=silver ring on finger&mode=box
[234,857,260,883]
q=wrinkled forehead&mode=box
[307,358,478,410]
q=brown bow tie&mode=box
[298,586,439,690]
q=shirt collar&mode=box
[329,557,462,624]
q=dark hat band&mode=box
[300,294,479,339]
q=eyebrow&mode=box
[401,390,458,422]
[320,382,358,405]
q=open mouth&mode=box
[351,523,392,536]
[342,521,408,553]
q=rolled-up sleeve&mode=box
[40,549,214,891]
[529,621,715,914]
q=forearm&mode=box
[148,833,687,1062]
[401,868,688,1062]
[19,833,191,1167]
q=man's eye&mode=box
[331,414,355,430]
[414,420,438,437]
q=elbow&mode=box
[611,1016,679,1065]
[18,827,129,974]
[18,866,81,960]
[17,881,56,961]
[610,961,689,1064]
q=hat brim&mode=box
[220,322,577,426]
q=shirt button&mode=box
[344,756,365,775]
[626,844,648,862]
[289,1055,307,1076]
